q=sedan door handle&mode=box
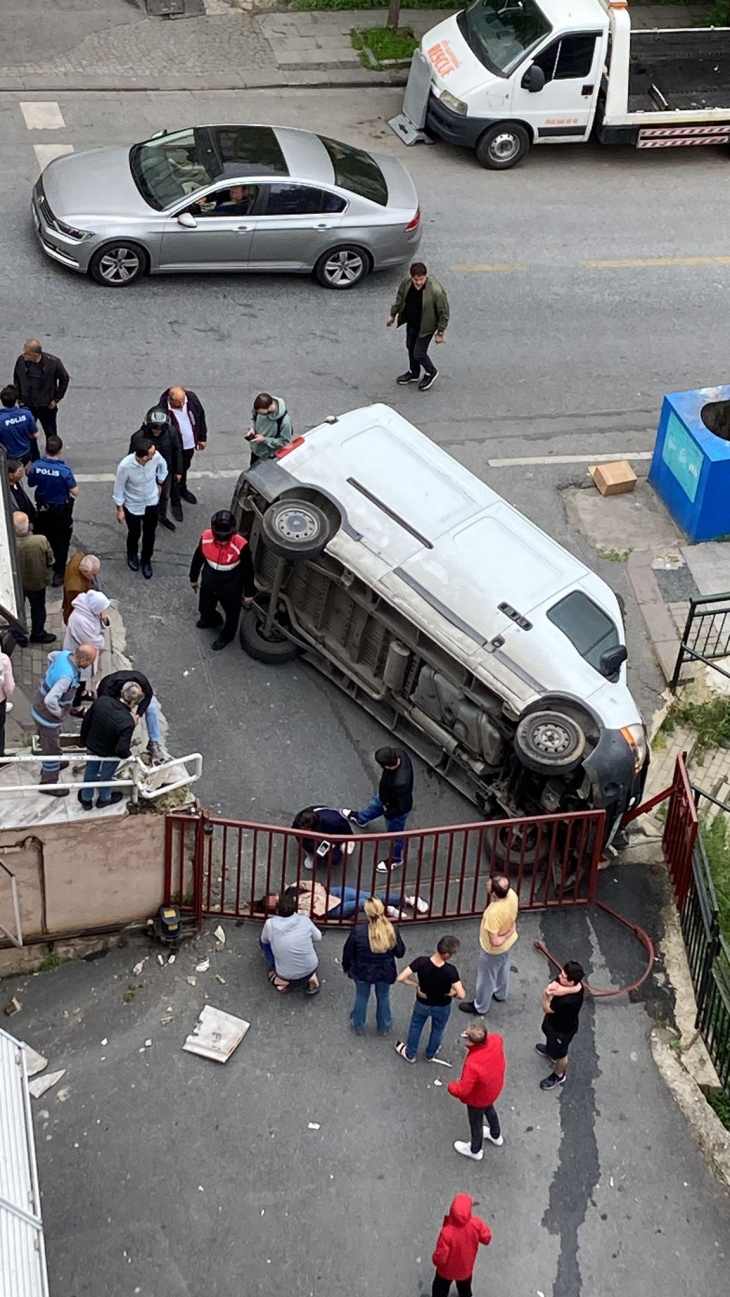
[314,222,335,230]
[236,225,251,231]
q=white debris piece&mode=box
[100,1038,108,1047]
[196,958,210,973]
[56,1086,71,1102]
[132,958,147,976]
[29,1069,66,1099]
[144,1039,152,1048]
[214,925,226,946]
[186,976,197,986]
[182,1004,250,1064]
[433,1079,443,1087]
[20,1043,48,1077]
[167,954,176,965]
[215,975,227,985]
[307,1122,320,1131]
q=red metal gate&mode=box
[165,807,605,926]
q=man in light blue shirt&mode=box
[112,435,167,580]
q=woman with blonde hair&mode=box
[342,897,406,1036]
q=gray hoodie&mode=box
[251,396,293,459]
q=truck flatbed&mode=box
[628,30,730,113]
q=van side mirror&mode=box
[177,211,198,229]
[521,65,545,93]
[599,644,628,680]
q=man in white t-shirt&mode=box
[159,385,208,514]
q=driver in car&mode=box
[193,184,256,216]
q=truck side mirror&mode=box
[521,65,545,93]
[599,644,628,681]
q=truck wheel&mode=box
[239,600,301,665]
[475,124,530,170]
[514,710,586,775]
[484,822,550,869]
[262,498,330,561]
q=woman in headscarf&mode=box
[64,590,111,712]
[62,553,101,624]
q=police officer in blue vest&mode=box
[32,645,97,795]
[27,434,78,586]
[0,385,39,465]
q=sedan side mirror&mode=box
[177,211,198,229]
[521,65,546,93]
[599,644,628,681]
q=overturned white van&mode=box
[231,404,648,842]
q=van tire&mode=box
[262,499,330,561]
[239,600,301,665]
[475,123,530,170]
[484,822,550,869]
[514,710,586,774]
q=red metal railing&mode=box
[165,807,606,926]
[662,755,699,908]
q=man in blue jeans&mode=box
[395,936,465,1063]
[344,746,414,875]
[254,881,428,922]
[78,682,143,809]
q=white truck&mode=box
[408,0,730,168]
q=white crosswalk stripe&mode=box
[20,101,66,130]
[33,144,74,171]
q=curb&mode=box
[651,1027,730,1190]
[0,71,408,93]
[627,550,681,684]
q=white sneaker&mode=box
[303,855,314,870]
[454,1141,483,1161]
[386,906,405,920]
[345,840,356,855]
[377,860,401,874]
[404,893,429,914]
[483,1129,504,1146]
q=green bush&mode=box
[353,24,418,64]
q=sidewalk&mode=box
[0,4,711,92]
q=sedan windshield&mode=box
[129,126,288,211]
[317,136,388,207]
[457,0,552,77]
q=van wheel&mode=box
[514,710,586,775]
[475,124,530,170]
[262,498,330,560]
[483,822,551,869]
[239,599,301,665]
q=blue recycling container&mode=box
[648,385,730,542]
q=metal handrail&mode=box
[0,751,202,801]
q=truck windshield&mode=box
[457,0,552,77]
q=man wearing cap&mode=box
[189,510,255,651]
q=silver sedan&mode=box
[31,123,422,290]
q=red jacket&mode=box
[447,1034,505,1108]
[432,1194,492,1282]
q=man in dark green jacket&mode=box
[387,261,449,391]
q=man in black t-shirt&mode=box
[394,936,465,1064]
[537,960,585,1091]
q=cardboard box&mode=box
[589,461,637,496]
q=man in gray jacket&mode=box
[387,261,449,392]
[246,393,293,463]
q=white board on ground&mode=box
[182,1005,250,1064]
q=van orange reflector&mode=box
[275,437,306,458]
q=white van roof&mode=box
[273,405,640,726]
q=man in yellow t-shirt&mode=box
[459,875,519,1016]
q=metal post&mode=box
[262,557,286,637]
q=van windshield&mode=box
[457,0,552,77]
[547,592,619,673]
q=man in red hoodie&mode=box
[447,1021,506,1162]
[432,1193,492,1296]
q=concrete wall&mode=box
[0,812,167,947]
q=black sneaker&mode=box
[141,562,153,580]
[540,1072,565,1091]
[535,1042,549,1057]
[418,370,439,391]
[397,372,418,385]
[159,517,176,532]
[196,617,222,629]
[211,636,232,651]
[51,572,64,587]
[180,488,197,504]
[101,791,125,806]
[458,1001,481,1016]
[171,504,184,522]
[29,631,56,644]
[77,792,95,810]
[127,554,140,572]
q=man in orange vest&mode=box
[189,510,255,651]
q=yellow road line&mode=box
[450,262,527,273]
[584,255,730,269]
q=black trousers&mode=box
[432,1274,473,1297]
[35,503,73,576]
[467,1102,501,1153]
[124,505,158,563]
[158,471,180,521]
[0,698,6,757]
[15,588,48,644]
[29,405,58,440]
[199,577,242,644]
[406,326,436,378]
[180,446,195,489]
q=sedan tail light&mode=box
[405,208,421,232]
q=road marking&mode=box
[20,101,66,131]
[33,144,74,171]
[75,469,241,483]
[584,255,730,270]
[451,262,527,273]
[487,451,653,468]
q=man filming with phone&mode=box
[292,805,355,870]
